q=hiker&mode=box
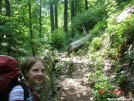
[9,56,45,101]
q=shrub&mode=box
[51,30,66,50]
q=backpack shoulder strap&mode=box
[18,73,29,101]
[20,82,29,101]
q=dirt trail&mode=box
[52,54,93,101]
[52,53,133,101]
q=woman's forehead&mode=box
[31,61,45,68]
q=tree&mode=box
[71,0,75,37]
[54,1,58,29]
[74,0,77,16]
[28,2,35,56]
[0,0,2,14]
[39,0,42,38]
[85,0,88,11]
[5,0,11,16]
[4,0,12,55]
[64,0,68,33]
[49,0,54,32]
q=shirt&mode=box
[9,85,34,101]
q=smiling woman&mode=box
[9,56,45,101]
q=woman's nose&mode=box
[38,70,43,75]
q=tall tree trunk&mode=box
[4,0,10,16]
[71,0,75,38]
[54,1,58,29]
[0,0,2,14]
[75,0,77,16]
[85,0,88,11]
[4,0,11,55]
[39,0,42,38]
[64,0,68,33]
[71,1,75,21]
[50,1,54,32]
[28,2,35,56]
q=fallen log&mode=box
[66,34,90,52]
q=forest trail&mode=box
[52,53,94,101]
[51,5,134,101]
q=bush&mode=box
[51,30,66,50]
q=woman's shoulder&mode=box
[12,85,23,89]
[10,85,24,93]
[12,85,23,88]
[9,85,24,101]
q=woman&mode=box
[9,56,45,101]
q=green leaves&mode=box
[0,25,4,29]
[72,3,107,32]
[51,30,66,50]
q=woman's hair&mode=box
[21,56,45,79]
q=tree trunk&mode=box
[4,0,10,16]
[4,0,12,55]
[85,0,88,11]
[64,0,68,33]
[50,1,54,32]
[77,1,81,14]
[75,0,77,16]
[71,0,75,38]
[66,34,90,52]
[0,0,2,14]
[54,1,58,29]
[28,2,35,56]
[82,24,87,35]
[39,0,42,38]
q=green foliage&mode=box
[94,75,111,90]
[51,30,66,50]
[116,0,131,4]
[87,70,116,101]
[93,90,116,101]
[72,3,107,33]
[86,1,134,100]
[0,15,29,57]
[107,14,134,48]
[105,0,118,16]
[0,0,51,58]
[91,37,102,51]
[116,71,126,83]
[90,20,107,35]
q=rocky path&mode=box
[52,54,93,101]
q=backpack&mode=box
[0,55,29,101]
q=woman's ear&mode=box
[24,70,28,77]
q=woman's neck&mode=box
[25,81,35,91]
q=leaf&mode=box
[0,25,4,29]
[5,22,11,25]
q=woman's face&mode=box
[25,61,45,88]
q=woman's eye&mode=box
[41,69,45,72]
[33,69,38,72]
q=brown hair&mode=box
[21,56,45,79]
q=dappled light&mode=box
[1,0,134,101]
[52,54,92,101]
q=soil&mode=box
[52,53,94,101]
